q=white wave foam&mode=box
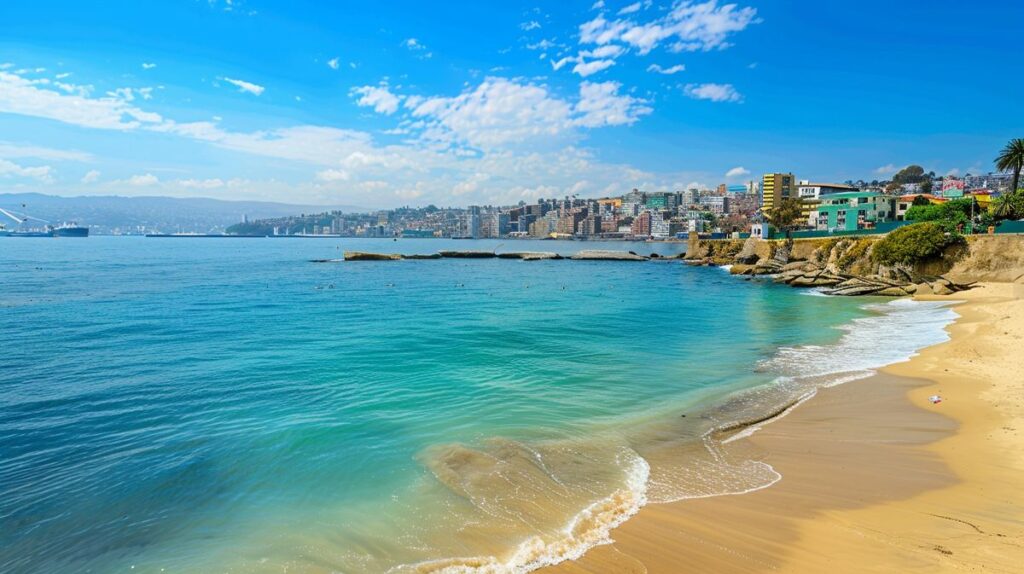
[762,298,956,380]
[719,264,734,272]
[394,450,650,574]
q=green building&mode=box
[811,192,895,232]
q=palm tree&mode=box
[996,138,1024,197]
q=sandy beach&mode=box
[545,282,1024,573]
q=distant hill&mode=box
[0,193,367,234]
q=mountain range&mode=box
[0,193,366,234]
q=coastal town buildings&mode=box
[226,168,1016,241]
[761,172,797,215]
[811,192,896,232]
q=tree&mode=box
[995,138,1024,198]
[920,179,933,193]
[767,197,805,245]
[892,165,927,184]
[912,195,932,206]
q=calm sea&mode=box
[0,237,955,573]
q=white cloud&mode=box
[579,0,759,54]
[945,168,960,177]
[725,166,750,178]
[683,82,742,102]
[327,57,340,70]
[220,77,265,96]
[874,164,898,175]
[0,67,682,206]
[402,38,433,59]
[127,173,159,186]
[592,1,605,9]
[618,2,642,15]
[0,158,53,182]
[316,168,351,182]
[142,62,156,70]
[81,169,101,183]
[350,83,402,115]
[0,71,158,129]
[406,78,575,148]
[0,141,93,162]
[573,59,616,77]
[647,63,685,74]
[178,178,225,189]
[521,21,541,31]
[574,81,652,127]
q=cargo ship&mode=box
[0,208,89,237]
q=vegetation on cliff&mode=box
[870,223,964,267]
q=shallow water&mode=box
[0,237,954,573]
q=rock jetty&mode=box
[496,252,562,260]
[438,251,496,258]
[344,251,401,261]
[570,250,649,261]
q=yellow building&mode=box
[761,173,796,215]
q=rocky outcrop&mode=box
[700,234,984,296]
[570,250,649,261]
[438,251,497,258]
[401,253,443,260]
[496,252,562,260]
[344,251,401,261]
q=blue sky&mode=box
[0,0,1021,208]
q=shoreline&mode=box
[542,282,1024,573]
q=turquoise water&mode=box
[0,237,954,573]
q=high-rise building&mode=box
[762,173,797,214]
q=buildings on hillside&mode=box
[228,167,1017,240]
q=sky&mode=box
[0,0,1021,208]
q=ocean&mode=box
[0,237,956,573]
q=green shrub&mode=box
[871,222,963,266]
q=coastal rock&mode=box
[826,284,886,296]
[344,251,401,261]
[401,253,442,260]
[875,286,913,297]
[570,250,649,261]
[932,282,955,296]
[438,251,497,258]
[309,258,343,263]
[496,252,561,260]
[729,264,756,275]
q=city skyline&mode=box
[1,0,1021,208]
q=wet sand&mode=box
[544,282,1024,573]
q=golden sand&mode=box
[544,282,1024,573]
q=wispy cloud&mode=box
[220,77,265,96]
[327,57,340,70]
[520,21,541,31]
[0,158,54,183]
[874,163,898,175]
[0,141,93,162]
[142,62,157,70]
[127,173,159,186]
[647,63,685,75]
[81,169,101,183]
[725,166,750,178]
[683,82,742,102]
[402,38,433,59]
